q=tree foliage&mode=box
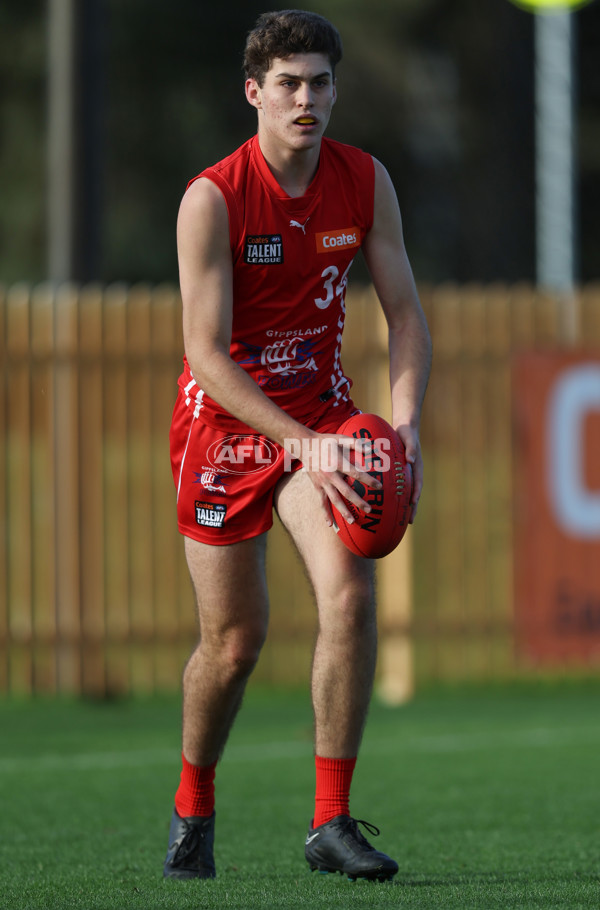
[0,0,598,285]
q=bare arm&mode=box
[362,158,432,521]
[178,177,303,445]
[177,177,379,525]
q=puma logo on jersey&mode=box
[316,227,360,253]
[290,217,310,234]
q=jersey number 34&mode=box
[314,263,352,310]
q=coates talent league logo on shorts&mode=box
[195,501,227,529]
[206,435,279,475]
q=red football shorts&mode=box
[170,393,356,545]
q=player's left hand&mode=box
[395,424,423,523]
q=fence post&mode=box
[378,531,414,703]
[31,283,59,691]
[53,283,81,693]
[102,283,131,694]
[78,284,106,694]
[360,287,415,703]
[0,284,6,692]
[5,284,34,693]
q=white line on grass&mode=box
[0,725,598,774]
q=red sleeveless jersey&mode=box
[178,135,375,431]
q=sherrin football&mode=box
[332,413,413,559]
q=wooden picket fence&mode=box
[414,283,599,682]
[1,281,600,696]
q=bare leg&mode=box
[181,533,269,765]
[274,472,377,758]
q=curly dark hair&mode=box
[243,10,343,86]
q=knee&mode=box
[326,574,375,633]
[215,623,267,681]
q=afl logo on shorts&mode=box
[207,435,279,475]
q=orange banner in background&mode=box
[513,352,600,665]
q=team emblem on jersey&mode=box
[244,234,283,264]
[238,336,319,391]
[195,501,227,528]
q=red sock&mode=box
[313,755,357,828]
[174,753,217,818]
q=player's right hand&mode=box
[298,433,382,527]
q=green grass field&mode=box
[1,682,599,909]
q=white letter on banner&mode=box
[547,363,600,539]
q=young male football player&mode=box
[164,9,431,882]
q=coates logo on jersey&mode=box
[206,435,279,475]
[315,227,360,254]
[245,234,283,264]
